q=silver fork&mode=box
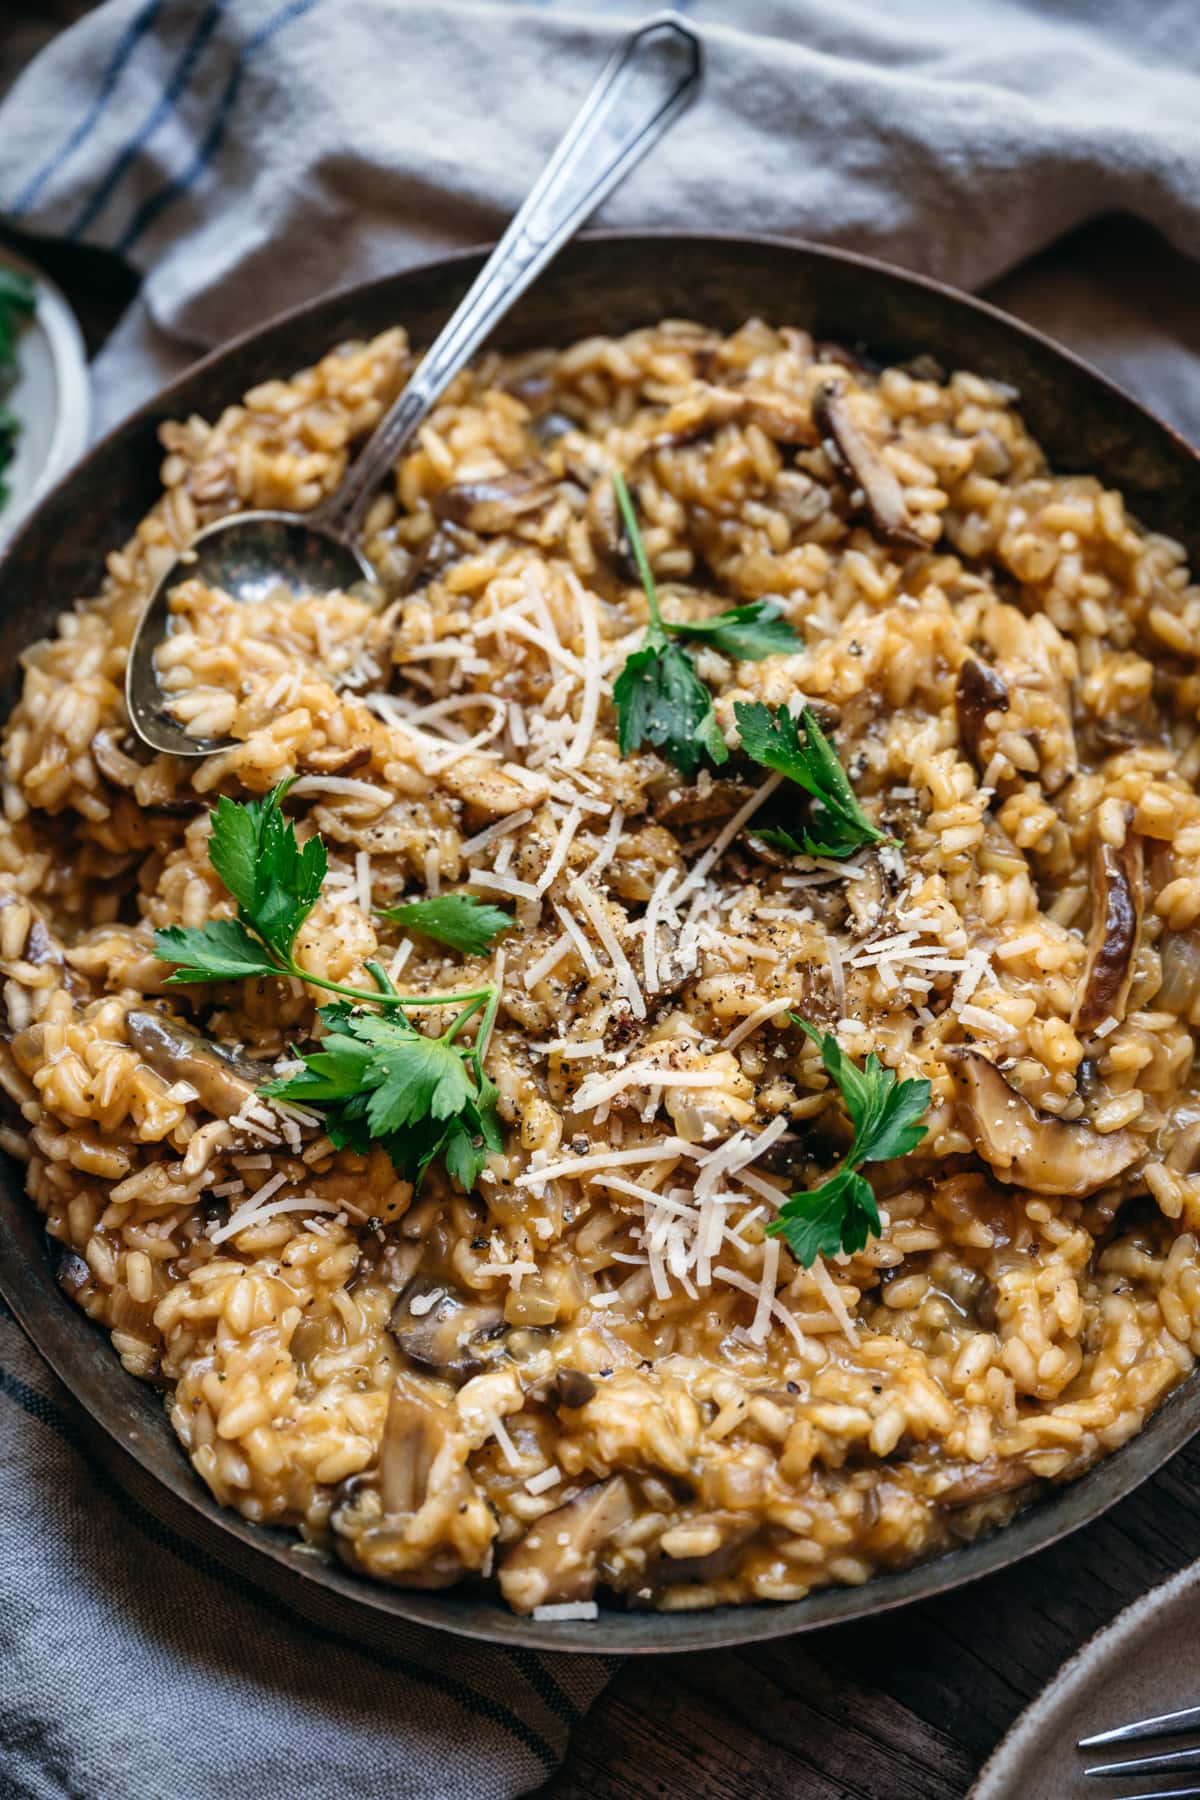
[1080,1704,1200,1796]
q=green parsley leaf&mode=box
[153,919,279,984]
[376,894,512,956]
[612,639,729,779]
[611,472,729,779]
[153,790,505,1191]
[439,1077,503,1192]
[0,270,34,519]
[766,1016,930,1266]
[263,996,502,1193]
[793,1018,931,1167]
[260,1018,375,1104]
[362,1030,475,1134]
[0,269,35,315]
[666,599,801,662]
[735,700,895,859]
[208,781,327,963]
[772,1168,880,1267]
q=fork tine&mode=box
[1086,1748,1200,1778]
[1080,1705,1200,1748]
[1102,1790,1200,1800]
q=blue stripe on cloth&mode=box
[66,0,228,244]
[117,0,321,255]
[0,1354,561,1772]
[8,0,167,217]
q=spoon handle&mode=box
[313,12,703,544]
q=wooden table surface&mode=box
[5,12,1199,1798]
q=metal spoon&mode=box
[126,13,703,757]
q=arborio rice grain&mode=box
[5,316,1200,1614]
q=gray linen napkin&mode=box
[0,3,1199,1795]
[2,0,1200,438]
[0,1301,613,1800]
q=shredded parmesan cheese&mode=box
[570,878,646,1020]
[525,1465,562,1495]
[721,996,799,1052]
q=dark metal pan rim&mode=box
[0,229,1197,1655]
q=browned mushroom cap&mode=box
[1073,827,1144,1035]
[527,1366,597,1410]
[552,1367,597,1409]
[955,658,1009,766]
[431,466,557,534]
[499,1476,634,1614]
[812,381,924,549]
[947,1049,1142,1197]
[387,1280,507,1386]
[124,1009,264,1118]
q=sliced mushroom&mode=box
[948,1049,1142,1197]
[586,472,634,577]
[1166,1117,1200,1174]
[1073,825,1144,1035]
[23,919,60,968]
[387,1280,507,1386]
[391,521,476,597]
[438,753,548,819]
[653,777,752,830]
[812,382,924,549]
[431,466,557,534]
[124,1009,264,1118]
[330,1387,479,1589]
[92,727,149,791]
[530,410,579,450]
[933,1457,1036,1507]
[379,1392,445,1515]
[649,382,817,450]
[298,743,372,777]
[635,1511,756,1596]
[955,658,1009,766]
[1089,715,1155,754]
[499,1476,634,1614]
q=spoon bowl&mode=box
[125,512,373,756]
[122,12,703,757]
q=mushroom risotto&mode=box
[6,317,1200,1618]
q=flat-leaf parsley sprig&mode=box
[262,996,502,1191]
[610,472,800,779]
[734,700,897,860]
[154,781,503,1007]
[767,1018,931,1267]
[152,782,506,1190]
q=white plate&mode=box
[972,1558,1200,1799]
[0,246,90,545]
